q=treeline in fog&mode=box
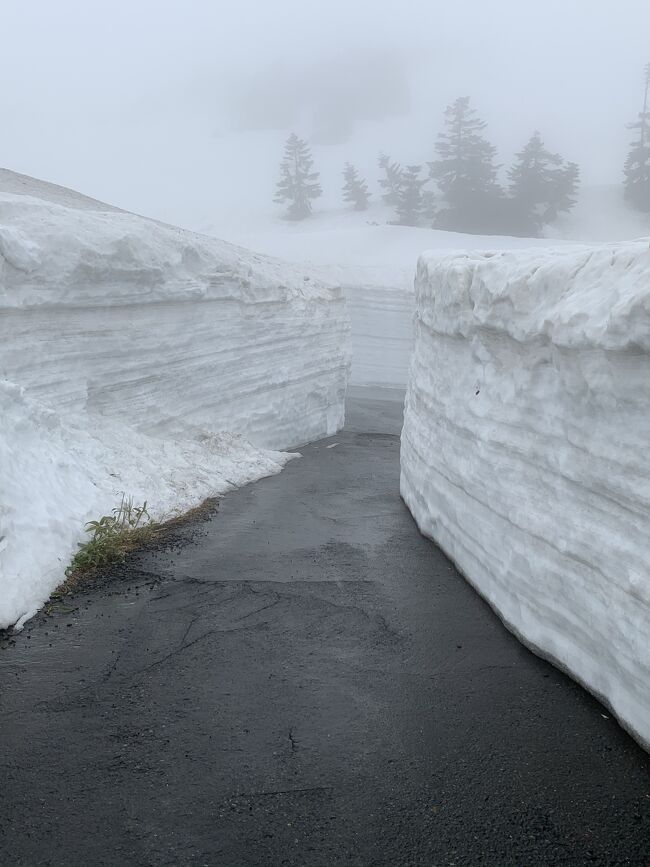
[274,66,650,237]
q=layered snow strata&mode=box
[401,241,650,748]
[0,192,350,450]
[316,265,415,388]
[0,182,350,628]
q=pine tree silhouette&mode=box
[624,63,650,212]
[394,165,427,226]
[429,97,502,233]
[274,133,322,220]
[342,163,370,210]
[508,132,579,235]
[378,153,405,207]
[545,161,580,224]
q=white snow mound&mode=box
[0,179,350,629]
[401,240,650,748]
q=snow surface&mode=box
[400,241,650,748]
[0,174,350,629]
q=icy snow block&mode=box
[400,242,650,749]
[0,183,350,629]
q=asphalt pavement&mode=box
[1,392,649,866]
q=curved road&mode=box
[1,393,649,866]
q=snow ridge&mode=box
[401,241,650,749]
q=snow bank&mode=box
[0,182,350,629]
[401,241,650,748]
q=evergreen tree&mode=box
[428,96,502,233]
[342,163,370,210]
[545,161,580,223]
[378,152,405,207]
[421,188,438,223]
[274,133,322,220]
[507,132,579,235]
[394,165,427,227]
[624,63,650,212]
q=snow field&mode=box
[0,182,350,629]
[400,241,650,748]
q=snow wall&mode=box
[401,242,650,749]
[0,185,350,628]
[316,265,415,388]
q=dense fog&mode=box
[2,0,650,232]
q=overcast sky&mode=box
[2,0,649,228]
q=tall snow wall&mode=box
[0,184,350,628]
[0,193,349,450]
[400,242,650,748]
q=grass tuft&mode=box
[62,495,159,591]
[54,495,221,602]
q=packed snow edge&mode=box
[401,240,650,749]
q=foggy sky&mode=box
[2,0,650,227]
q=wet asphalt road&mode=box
[1,392,649,867]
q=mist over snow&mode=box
[2,0,650,241]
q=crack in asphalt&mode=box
[235,786,333,800]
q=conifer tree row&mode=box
[273,103,582,235]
